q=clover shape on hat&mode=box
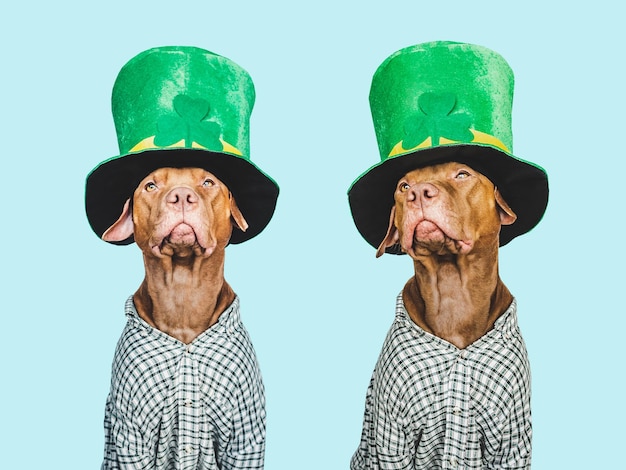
[403,92,473,149]
[155,94,222,149]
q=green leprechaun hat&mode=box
[348,41,548,252]
[85,46,279,245]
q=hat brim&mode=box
[348,144,548,253]
[86,148,279,245]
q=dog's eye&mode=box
[202,179,215,188]
[399,182,411,192]
[455,170,471,180]
[145,182,158,192]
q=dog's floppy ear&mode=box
[102,198,134,242]
[376,206,399,258]
[495,188,517,226]
[229,193,248,232]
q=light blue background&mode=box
[1,1,623,468]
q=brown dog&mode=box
[376,161,516,349]
[101,167,266,468]
[351,161,532,468]
[103,166,247,343]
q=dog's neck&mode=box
[402,247,512,349]
[133,248,235,344]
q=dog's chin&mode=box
[150,224,215,259]
[406,221,473,257]
[157,241,213,259]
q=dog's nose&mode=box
[408,182,439,202]
[166,187,198,212]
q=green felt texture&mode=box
[370,41,514,159]
[112,46,255,157]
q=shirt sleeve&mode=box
[351,375,414,470]
[219,357,266,469]
[488,389,532,469]
[101,329,156,470]
[351,376,375,470]
[101,394,155,470]
[101,395,118,469]
[486,347,532,469]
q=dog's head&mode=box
[102,167,248,259]
[377,162,516,259]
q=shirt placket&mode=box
[178,343,201,468]
[443,349,471,469]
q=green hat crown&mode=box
[370,41,514,161]
[86,46,279,245]
[113,46,254,158]
[348,41,548,250]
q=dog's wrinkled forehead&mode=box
[142,166,221,183]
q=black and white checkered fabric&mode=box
[102,296,265,469]
[351,294,531,469]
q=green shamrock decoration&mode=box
[154,94,223,150]
[403,92,473,149]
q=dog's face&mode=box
[102,167,248,259]
[377,162,517,259]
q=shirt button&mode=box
[459,350,468,359]
[185,444,193,454]
[184,400,193,407]
[453,407,462,415]
[450,457,458,468]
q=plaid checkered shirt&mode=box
[351,294,531,470]
[102,296,265,470]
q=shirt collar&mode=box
[124,295,242,344]
[492,299,518,335]
[395,292,520,345]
